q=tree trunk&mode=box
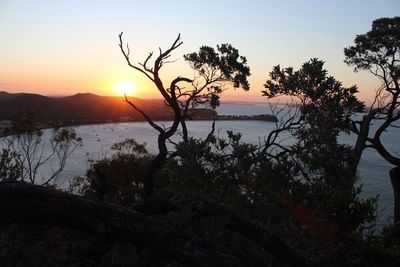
[181,117,189,142]
[144,134,168,197]
[390,167,400,223]
[351,114,371,176]
[0,182,256,267]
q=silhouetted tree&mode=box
[344,17,400,222]
[2,110,82,185]
[262,59,374,230]
[70,138,151,204]
[180,44,250,140]
[262,58,364,168]
[0,148,21,181]
[118,33,250,197]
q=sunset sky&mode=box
[0,0,399,104]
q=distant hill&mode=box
[0,93,62,119]
[0,91,170,125]
[0,92,277,126]
[0,91,24,101]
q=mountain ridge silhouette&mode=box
[0,91,168,123]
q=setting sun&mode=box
[113,81,137,96]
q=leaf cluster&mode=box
[184,44,250,90]
[344,17,400,71]
[0,148,21,181]
[263,58,364,136]
[71,138,152,205]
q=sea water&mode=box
[4,103,399,227]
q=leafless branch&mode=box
[138,51,154,72]
[118,32,155,82]
[124,94,164,134]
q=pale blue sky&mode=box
[0,0,399,102]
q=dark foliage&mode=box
[0,148,21,181]
[1,19,400,266]
[262,58,375,232]
[70,138,151,205]
[345,16,400,222]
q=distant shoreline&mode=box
[0,113,278,136]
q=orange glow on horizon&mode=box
[111,81,137,96]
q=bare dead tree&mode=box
[119,33,192,197]
[118,33,250,197]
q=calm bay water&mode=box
[10,103,399,227]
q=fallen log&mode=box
[0,182,256,267]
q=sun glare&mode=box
[113,81,136,96]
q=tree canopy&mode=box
[345,16,400,222]
[263,58,364,136]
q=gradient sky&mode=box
[0,0,399,103]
